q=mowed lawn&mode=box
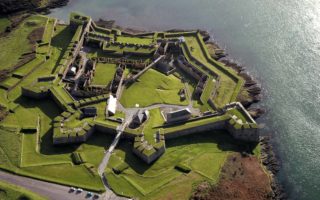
[120,69,188,107]
[105,131,244,200]
[91,63,117,85]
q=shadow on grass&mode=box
[40,129,78,155]
[85,131,115,149]
[50,26,74,74]
[117,130,258,175]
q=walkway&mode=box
[127,55,165,83]
[97,119,131,200]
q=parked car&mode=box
[86,192,93,197]
[76,188,83,193]
[69,187,76,192]
[93,194,100,199]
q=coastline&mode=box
[0,6,286,199]
[78,18,287,199]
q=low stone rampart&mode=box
[164,120,226,140]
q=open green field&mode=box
[0,98,108,191]
[0,180,46,200]
[91,63,117,85]
[120,69,188,107]
[105,131,247,199]
[0,15,47,71]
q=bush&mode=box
[175,163,191,173]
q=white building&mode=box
[107,95,117,116]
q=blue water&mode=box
[50,0,320,199]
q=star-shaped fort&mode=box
[21,12,259,164]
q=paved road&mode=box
[0,170,99,200]
[0,170,128,200]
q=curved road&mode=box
[0,170,124,200]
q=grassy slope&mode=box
[120,69,188,107]
[0,16,11,33]
[0,15,47,71]
[0,180,46,200]
[105,131,243,199]
[0,20,108,191]
[92,63,117,85]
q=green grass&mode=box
[0,99,106,192]
[42,18,55,44]
[13,57,44,76]
[0,180,46,200]
[0,127,21,170]
[117,36,154,45]
[103,44,154,55]
[105,131,240,199]
[227,108,252,123]
[142,108,165,144]
[91,63,117,85]
[183,35,242,108]
[120,69,188,107]
[1,76,20,88]
[51,86,73,104]
[163,114,230,134]
[190,152,227,179]
[0,16,11,33]
[0,15,47,71]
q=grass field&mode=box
[120,69,188,107]
[91,63,117,85]
[0,180,46,200]
[105,131,244,199]
[0,98,107,192]
[0,15,47,71]
[117,36,154,45]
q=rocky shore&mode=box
[260,137,287,200]
[199,31,287,199]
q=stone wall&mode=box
[21,86,50,99]
[132,145,165,164]
[164,120,226,139]
[226,123,259,142]
[53,125,95,145]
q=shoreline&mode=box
[1,6,286,199]
[79,18,288,199]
